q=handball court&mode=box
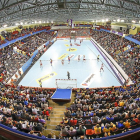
[19,38,121,88]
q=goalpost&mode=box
[56,79,77,89]
[70,30,76,39]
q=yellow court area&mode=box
[65,44,70,47]
[66,48,77,52]
[64,40,69,42]
[58,53,68,59]
[36,72,57,84]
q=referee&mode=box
[39,80,42,88]
[67,71,70,79]
[97,55,100,62]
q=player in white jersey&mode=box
[100,63,104,72]
[83,55,86,62]
[61,59,64,65]
[40,60,42,68]
[78,55,80,62]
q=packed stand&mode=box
[57,29,90,38]
[60,85,140,139]
[0,31,55,84]
[16,31,55,57]
[0,84,54,138]
[0,45,29,83]
[91,30,140,85]
[1,26,50,41]
[132,32,140,41]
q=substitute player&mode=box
[78,55,80,62]
[50,59,52,66]
[40,60,42,68]
[100,63,104,72]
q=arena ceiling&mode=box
[0,0,140,26]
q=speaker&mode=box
[120,27,122,30]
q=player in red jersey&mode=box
[40,60,42,68]
[100,63,104,72]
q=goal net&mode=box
[56,79,77,89]
[70,31,76,39]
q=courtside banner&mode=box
[36,72,57,84]
[58,53,68,59]
[81,73,95,87]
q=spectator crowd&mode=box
[91,30,140,85]
[0,31,55,85]
[60,85,140,139]
[0,28,140,139]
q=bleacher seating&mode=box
[0,29,140,139]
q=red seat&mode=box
[86,129,95,135]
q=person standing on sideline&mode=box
[67,71,70,79]
[39,80,42,88]
[97,55,100,62]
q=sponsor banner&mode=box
[36,72,57,84]
[66,48,77,52]
[81,73,95,87]
[58,53,68,59]
[111,30,123,36]
[65,44,70,47]
[65,54,75,60]
[74,54,83,60]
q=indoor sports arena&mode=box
[0,0,140,140]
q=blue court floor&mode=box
[19,39,121,88]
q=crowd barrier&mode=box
[124,36,140,45]
[21,49,38,73]
[1,115,140,140]
[100,28,111,33]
